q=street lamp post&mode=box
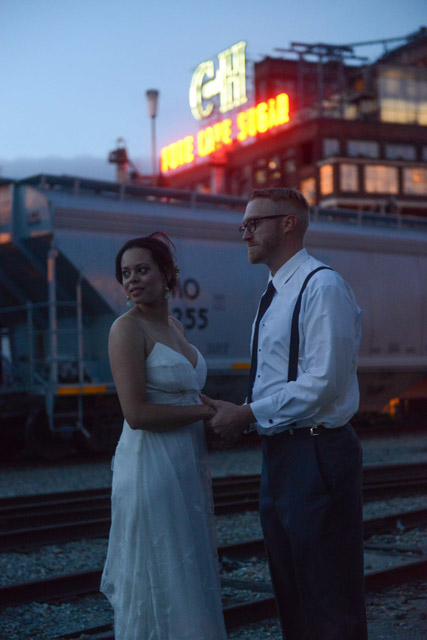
[146,89,159,181]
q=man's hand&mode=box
[201,395,254,443]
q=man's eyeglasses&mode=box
[239,215,289,234]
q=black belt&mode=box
[265,424,348,438]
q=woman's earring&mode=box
[164,287,170,300]
[126,296,133,307]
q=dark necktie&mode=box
[247,281,275,403]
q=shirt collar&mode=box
[270,248,309,290]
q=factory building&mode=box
[159,28,427,217]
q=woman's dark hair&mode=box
[115,232,178,290]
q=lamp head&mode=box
[146,89,159,118]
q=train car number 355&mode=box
[171,307,208,330]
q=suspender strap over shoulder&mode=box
[287,266,333,383]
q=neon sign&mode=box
[189,41,248,120]
[161,93,290,173]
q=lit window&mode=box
[268,156,280,170]
[300,177,316,205]
[403,168,427,195]
[320,165,334,195]
[255,169,267,184]
[365,165,398,194]
[385,144,416,161]
[379,66,427,126]
[348,140,379,158]
[340,164,359,192]
[323,138,340,158]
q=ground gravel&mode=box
[2,496,424,586]
[0,539,108,587]
[0,596,112,640]
[228,579,427,640]
[0,432,426,499]
[0,432,426,639]
[1,579,425,639]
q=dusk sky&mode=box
[1,0,426,180]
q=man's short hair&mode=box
[248,187,309,211]
[248,188,309,233]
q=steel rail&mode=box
[0,464,426,551]
[1,507,426,608]
[2,556,427,617]
[218,508,427,559]
[1,477,421,534]
[43,558,427,639]
[1,461,425,508]
[1,462,425,514]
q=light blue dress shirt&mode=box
[250,248,361,434]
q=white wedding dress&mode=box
[101,342,227,640]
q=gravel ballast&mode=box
[0,432,426,499]
[0,432,426,639]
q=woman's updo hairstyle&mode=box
[115,232,179,290]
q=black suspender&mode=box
[287,266,333,383]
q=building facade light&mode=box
[161,92,290,173]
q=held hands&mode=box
[202,403,216,421]
[201,395,254,447]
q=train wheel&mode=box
[25,409,71,461]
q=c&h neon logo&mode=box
[189,41,248,121]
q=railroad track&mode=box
[3,554,427,640]
[0,462,426,551]
[1,506,426,609]
[52,550,427,640]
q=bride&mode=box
[101,233,227,640]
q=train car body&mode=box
[0,175,426,455]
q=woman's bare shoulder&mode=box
[109,311,145,345]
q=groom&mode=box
[204,188,367,640]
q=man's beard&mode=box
[247,234,280,264]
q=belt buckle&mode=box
[310,426,320,436]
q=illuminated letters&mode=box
[189,61,215,120]
[276,93,290,125]
[197,120,232,157]
[237,94,289,141]
[161,93,290,172]
[217,42,248,114]
[189,41,248,120]
[161,136,194,172]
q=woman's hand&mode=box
[204,404,216,420]
[202,395,243,448]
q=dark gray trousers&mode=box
[260,424,368,640]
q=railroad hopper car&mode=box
[0,175,426,457]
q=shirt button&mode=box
[268,419,273,424]
[257,374,261,378]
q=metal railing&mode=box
[18,173,427,232]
